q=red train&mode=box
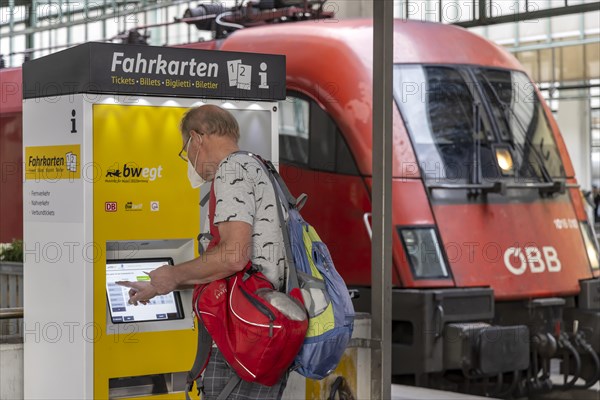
[2,5,600,397]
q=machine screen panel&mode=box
[106,258,184,323]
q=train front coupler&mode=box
[553,327,600,390]
[442,322,530,397]
[561,278,600,389]
[496,297,565,397]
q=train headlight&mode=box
[398,227,450,279]
[495,146,514,175]
[580,222,600,270]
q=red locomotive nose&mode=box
[433,199,592,300]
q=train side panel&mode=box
[0,68,24,242]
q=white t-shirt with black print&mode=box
[212,152,286,290]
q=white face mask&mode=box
[187,137,205,188]
[187,158,205,188]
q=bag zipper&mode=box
[252,273,275,289]
[238,285,276,337]
[193,285,209,321]
[195,277,281,336]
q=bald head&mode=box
[180,105,240,143]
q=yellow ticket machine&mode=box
[22,43,284,399]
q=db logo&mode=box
[503,246,561,275]
[105,202,117,212]
[214,283,227,299]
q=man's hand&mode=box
[116,281,158,305]
[148,265,179,295]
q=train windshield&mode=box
[393,65,565,185]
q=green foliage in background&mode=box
[0,239,23,262]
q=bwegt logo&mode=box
[105,163,163,181]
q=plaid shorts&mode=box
[200,347,288,400]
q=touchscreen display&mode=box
[106,258,184,323]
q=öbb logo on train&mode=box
[503,246,561,275]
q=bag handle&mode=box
[233,151,301,293]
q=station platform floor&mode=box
[2,341,598,400]
[391,381,600,400]
[391,384,496,399]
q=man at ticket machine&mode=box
[117,104,289,399]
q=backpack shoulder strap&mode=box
[185,321,213,400]
[216,375,242,400]
[261,159,299,209]
[232,151,299,208]
[205,181,221,247]
[187,184,219,399]
[185,322,242,400]
[234,151,301,293]
[270,179,301,292]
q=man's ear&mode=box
[192,130,204,146]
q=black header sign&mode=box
[22,42,286,101]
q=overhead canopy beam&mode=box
[0,0,32,6]
[456,1,600,28]
[0,0,144,29]
[0,0,138,8]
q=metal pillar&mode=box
[26,0,37,57]
[9,0,15,66]
[371,0,393,399]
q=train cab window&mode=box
[309,102,336,172]
[393,65,496,182]
[278,97,309,165]
[278,95,358,175]
[393,64,567,185]
[475,68,565,179]
[336,132,359,176]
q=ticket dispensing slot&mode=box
[108,373,188,399]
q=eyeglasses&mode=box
[179,136,192,162]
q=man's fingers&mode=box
[116,280,156,304]
[129,292,142,305]
[129,290,151,305]
[117,281,143,304]
[116,280,141,290]
[130,289,154,304]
